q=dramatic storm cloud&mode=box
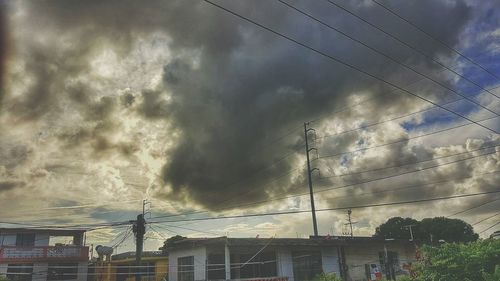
[0,0,499,248]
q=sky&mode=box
[0,0,499,253]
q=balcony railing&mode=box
[0,245,89,262]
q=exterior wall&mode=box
[155,259,169,281]
[343,243,416,281]
[168,247,206,281]
[276,248,293,281]
[321,247,340,276]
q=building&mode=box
[91,251,168,281]
[0,228,89,281]
[164,236,417,281]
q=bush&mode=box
[311,273,343,281]
[412,239,500,281]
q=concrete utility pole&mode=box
[304,122,319,237]
[403,224,416,241]
[133,214,146,281]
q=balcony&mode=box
[0,245,89,262]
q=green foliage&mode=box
[0,276,7,281]
[412,239,500,281]
[374,216,478,244]
[419,217,478,244]
[375,217,419,240]
[311,273,342,281]
[159,235,187,253]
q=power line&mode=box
[237,149,496,208]
[472,212,500,226]
[478,221,500,235]
[203,0,498,134]
[323,170,499,203]
[371,0,500,81]
[316,96,474,141]
[279,0,500,114]
[317,116,498,160]
[314,150,496,193]
[150,221,221,236]
[148,190,500,224]
[321,0,500,99]
[318,144,499,180]
[447,198,500,218]
[150,150,496,221]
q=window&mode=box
[178,256,194,281]
[7,263,33,281]
[15,233,35,247]
[207,253,225,280]
[292,251,323,281]
[231,251,277,279]
[47,262,78,280]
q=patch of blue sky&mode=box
[400,98,483,132]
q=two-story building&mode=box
[164,236,417,281]
[0,228,89,281]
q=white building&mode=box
[0,228,89,281]
[165,236,417,281]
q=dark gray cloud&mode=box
[0,180,24,191]
[0,1,6,107]
[4,0,483,211]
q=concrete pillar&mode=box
[225,244,231,280]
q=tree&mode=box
[375,217,419,240]
[411,239,500,281]
[159,235,187,254]
[374,216,478,244]
[419,217,478,244]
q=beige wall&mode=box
[344,242,416,281]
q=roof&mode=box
[165,236,414,251]
[0,228,86,235]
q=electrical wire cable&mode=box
[321,0,500,99]
[148,189,500,224]
[317,144,499,180]
[371,0,500,80]
[472,212,500,226]
[478,221,500,234]
[316,116,498,160]
[203,0,499,134]
[280,0,500,111]
[447,198,500,218]
[150,150,497,221]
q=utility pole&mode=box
[133,214,146,281]
[343,209,357,237]
[403,225,416,241]
[347,209,354,238]
[304,122,319,237]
